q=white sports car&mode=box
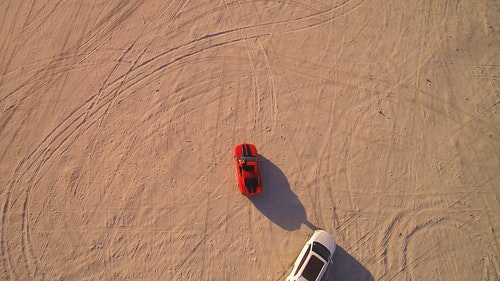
[287,230,336,281]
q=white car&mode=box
[286,230,336,281]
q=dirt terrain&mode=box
[1,1,498,280]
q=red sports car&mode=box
[234,143,262,196]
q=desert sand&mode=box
[1,1,498,280]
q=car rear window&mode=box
[245,178,259,188]
[302,255,324,281]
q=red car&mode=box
[234,143,262,196]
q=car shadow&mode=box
[325,245,375,281]
[249,155,317,231]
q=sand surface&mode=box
[1,1,499,280]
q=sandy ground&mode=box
[1,1,499,280]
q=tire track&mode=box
[2,38,146,281]
[281,0,367,35]
[379,216,446,281]
[0,0,34,93]
[322,94,346,238]
[4,1,494,280]
[23,0,65,32]
[1,191,16,280]
[3,10,190,272]
[0,1,287,280]
[257,39,279,129]
[356,171,498,280]
[170,202,239,279]
[340,128,491,251]
[272,49,499,141]
[271,45,496,247]
[222,0,261,130]
[1,1,144,104]
[233,0,279,129]
[108,0,368,102]
[76,1,146,54]
[3,3,239,274]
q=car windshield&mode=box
[302,255,324,281]
[312,242,331,261]
[239,156,257,162]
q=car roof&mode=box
[301,254,324,281]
